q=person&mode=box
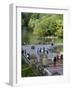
[40,48,41,53]
[56,54,59,62]
[37,48,39,54]
[46,49,48,54]
[51,39,54,46]
[41,48,43,53]
[60,54,63,60]
[43,47,45,53]
[51,43,54,46]
[54,57,57,67]
[26,53,30,60]
[22,50,24,55]
[46,48,49,54]
[24,49,26,55]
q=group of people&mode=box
[22,49,30,60]
[37,47,49,54]
[22,42,63,66]
[53,54,63,67]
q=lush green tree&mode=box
[55,19,63,38]
[21,13,63,44]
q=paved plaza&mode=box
[22,44,63,76]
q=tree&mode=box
[21,13,63,44]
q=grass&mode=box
[22,64,29,69]
[22,67,34,77]
[21,62,41,77]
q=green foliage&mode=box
[22,63,41,77]
[21,13,63,44]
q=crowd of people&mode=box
[53,53,63,67]
[22,43,63,67]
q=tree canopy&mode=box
[21,12,63,44]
